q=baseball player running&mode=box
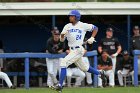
[50,10,106,93]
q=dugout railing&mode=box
[0,50,98,89]
[133,50,140,87]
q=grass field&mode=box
[0,87,140,93]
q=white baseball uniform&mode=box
[0,72,13,88]
[111,57,117,73]
[46,58,60,86]
[117,69,134,86]
[66,67,85,87]
[98,69,114,87]
[60,21,96,71]
[82,57,92,85]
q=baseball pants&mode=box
[0,72,13,88]
[98,70,114,87]
[46,58,60,86]
[117,68,134,86]
[82,57,92,84]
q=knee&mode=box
[117,70,122,75]
[1,72,8,79]
[48,72,54,76]
[79,66,89,72]
[80,68,88,72]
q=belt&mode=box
[70,46,80,50]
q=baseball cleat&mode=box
[100,70,107,87]
[49,84,62,93]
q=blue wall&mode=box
[0,24,51,52]
[0,23,129,53]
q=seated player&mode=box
[66,63,85,87]
[98,50,114,88]
[117,50,134,86]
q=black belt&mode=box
[70,46,80,50]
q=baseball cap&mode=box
[133,26,139,30]
[51,27,60,35]
[106,27,114,32]
[122,50,129,55]
[101,49,108,55]
[53,30,60,35]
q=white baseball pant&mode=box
[110,56,117,73]
[82,57,92,84]
[117,69,134,86]
[0,72,13,88]
[46,58,60,86]
[98,70,114,87]
[60,46,89,72]
[67,67,85,86]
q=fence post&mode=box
[134,55,138,86]
[25,57,29,89]
[94,55,98,87]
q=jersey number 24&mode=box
[76,35,82,40]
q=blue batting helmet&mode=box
[68,10,81,21]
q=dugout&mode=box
[0,15,140,52]
[0,2,140,52]
[0,2,140,87]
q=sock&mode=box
[59,67,66,87]
[87,66,100,75]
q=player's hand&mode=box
[58,49,63,53]
[87,37,96,44]
[111,53,118,58]
[66,50,70,54]
[118,70,122,74]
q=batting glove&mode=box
[87,37,96,44]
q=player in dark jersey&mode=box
[131,26,140,50]
[117,50,134,86]
[130,25,140,74]
[98,27,122,73]
[98,49,114,87]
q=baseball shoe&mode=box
[100,70,107,87]
[10,85,16,89]
[49,84,62,93]
[98,86,104,88]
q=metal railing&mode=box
[133,50,140,87]
[0,50,98,89]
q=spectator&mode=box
[97,50,114,87]
[117,50,134,86]
[46,27,64,87]
[130,25,140,74]
[98,27,122,73]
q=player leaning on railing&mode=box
[49,10,107,93]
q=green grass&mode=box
[0,87,140,93]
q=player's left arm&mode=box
[91,27,98,37]
[86,25,98,44]
[60,25,68,42]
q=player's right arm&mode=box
[60,25,69,42]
